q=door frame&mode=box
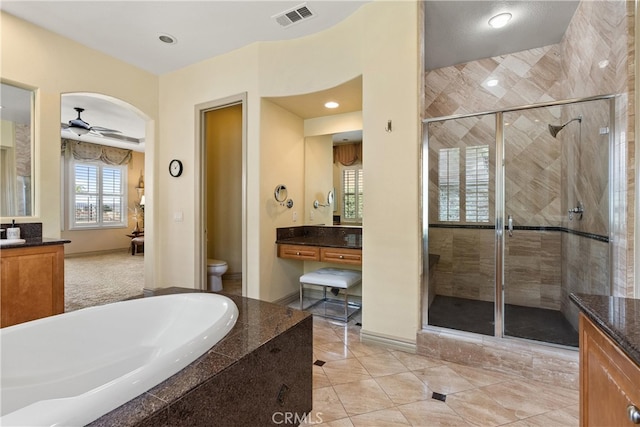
[194,93,247,294]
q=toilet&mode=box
[206,259,228,292]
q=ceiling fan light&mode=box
[69,126,89,136]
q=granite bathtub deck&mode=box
[570,293,640,366]
[89,287,312,427]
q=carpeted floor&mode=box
[64,250,242,312]
[64,250,145,311]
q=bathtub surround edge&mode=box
[88,287,313,427]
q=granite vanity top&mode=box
[570,293,640,366]
[90,287,311,426]
[0,222,70,249]
[276,225,362,249]
[0,237,71,249]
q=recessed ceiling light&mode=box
[598,59,610,69]
[488,13,512,29]
[158,33,177,44]
[324,101,339,109]
[486,79,499,87]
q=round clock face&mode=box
[169,159,183,177]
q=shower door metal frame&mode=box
[421,94,617,336]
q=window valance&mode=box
[333,143,362,166]
[61,139,132,165]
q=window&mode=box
[437,145,490,223]
[70,162,127,229]
[438,148,460,221]
[465,146,490,222]
[342,166,363,222]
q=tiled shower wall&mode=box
[425,0,634,317]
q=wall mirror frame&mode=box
[1,81,35,218]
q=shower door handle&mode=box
[508,215,513,237]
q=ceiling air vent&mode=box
[273,3,315,28]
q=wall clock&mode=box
[169,159,183,177]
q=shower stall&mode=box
[422,96,614,348]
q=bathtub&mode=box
[1,292,238,427]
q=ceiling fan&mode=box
[61,107,122,137]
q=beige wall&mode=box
[158,1,420,341]
[4,2,422,343]
[1,12,158,281]
[205,105,242,274]
[61,150,145,255]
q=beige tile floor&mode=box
[304,315,579,427]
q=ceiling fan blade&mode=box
[100,133,142,144]
[61,123,69,129]
[91,126,121,133]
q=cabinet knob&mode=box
[628,405,640,424]
[296,252,301,256]
[339,255,344,259]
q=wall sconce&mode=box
[274,184,294,208]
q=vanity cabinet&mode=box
[579,313,640,426]
[0,244,65,327]
[278,244,362,265]
[320,247,362,265]
[278,244,320,261]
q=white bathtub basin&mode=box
[0,238,26,246]
[0,292,238,426]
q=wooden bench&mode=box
[299,268,362,322]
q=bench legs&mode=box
[299,282,361,322]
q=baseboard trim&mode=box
[273,291,299,306]
[64,248,130,258]
[360,329,417,353]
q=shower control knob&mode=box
[628,405,640,424]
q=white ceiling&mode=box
[1,0,579,149]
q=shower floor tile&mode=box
[428,295,579,347]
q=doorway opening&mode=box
[196,94,247,295]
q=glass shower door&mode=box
[426,113,496,336]
[502,99,611,347]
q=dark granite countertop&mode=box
[276,225,362,249]
[0,222,69,249]
[0,237,71,249]
[570,293,640,366]
[89,287,312,427]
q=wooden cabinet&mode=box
[0,244,65,327]
[320,247,362,265]
[277,244,362,265]
[278,244,320,261]
[579,313,640,426]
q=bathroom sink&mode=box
[0,239,26,246]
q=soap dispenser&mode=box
[7,220,20,239]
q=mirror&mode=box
[274,184,288,203]
[305,129,362,225]
[1,82,34,217]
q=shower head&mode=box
[548,115,583,138]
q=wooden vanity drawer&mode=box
[278,244,320,261]
[320,247,362,265]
